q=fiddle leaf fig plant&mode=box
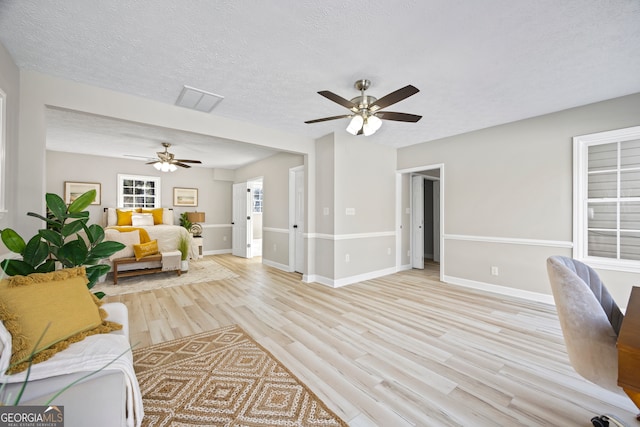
[0,189,125,292]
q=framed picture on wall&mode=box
[64,181,101,205]
[173,187,198,206]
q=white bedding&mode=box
[105,225,197,259]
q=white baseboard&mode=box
[397,263,412,272]
[442,274,555,305]
[203,249,231,256]
[304,266,397,289]
[262,258,291,272]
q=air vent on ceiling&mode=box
[175,85,224,113]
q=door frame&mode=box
[396,163,445,282]
[232,182,251,258]
[289,165,305,273]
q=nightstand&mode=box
[192,236,203,259]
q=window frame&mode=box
[573,125,640,273]
[117,174,161,209]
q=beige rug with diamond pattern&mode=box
[133,324,348,426]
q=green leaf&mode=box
[67,211,90,219]
[22,236,49,267]
[67,190,95,213]
[93,291,106,300]
[34,260,56,273]
[57,239,88,267]
[1,229,26,254]
[38,229,64,247]
[89,241,125,259]
[45,193,67,220]
[85,264,110,289]
[61,219,87,237]
[86,224,105,245]
[1,259,36,276]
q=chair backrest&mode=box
[546,256,623,393]
[549,256,623,335]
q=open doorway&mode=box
[249,179,263,257]
[232,177,263,259]
[406,166,443,279]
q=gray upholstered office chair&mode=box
[547,256,628,426]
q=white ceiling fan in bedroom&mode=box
[147,143,202,172]
[126,142,202,172]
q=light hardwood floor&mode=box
[107,254,639,426]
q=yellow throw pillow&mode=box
[141,208,164,225]
[133,239,159,261]
[0,267,122,374]
[116,209,133,226]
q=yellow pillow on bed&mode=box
[0,267,122,374]
[133,239,159,261]
[141,208,164,225]
[116,208,139,226]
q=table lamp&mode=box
[186,211,205,237]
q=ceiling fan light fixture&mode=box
[363,115,382,136]
[153,162,162,171]
[346,114,364,135]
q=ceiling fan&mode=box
[146,143,202,172]
[305,79,422,136]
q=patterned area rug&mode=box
[93,256,239,296]
[133,325,348,427]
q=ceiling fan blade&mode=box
[377,111,422,122]
[305,114,351,124]
[174,162,192,168]
[174,159,202,164]
[318,91,358,111]
[369,85,419,111]
[125,154,156,160]
[145,161,160,165]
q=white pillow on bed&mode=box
[131,213,154,227]
[106,208,174,226]
[163,209,174,225]
[107,230,141,260]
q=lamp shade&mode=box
[363,115,382,136]
[186,211,205,223]
[346,114,364,135]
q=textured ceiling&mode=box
[1,0,639,168]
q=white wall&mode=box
[0,41,19,253]
[397,92,640,304]
[311,132,397,285]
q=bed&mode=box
[102,208,197,275]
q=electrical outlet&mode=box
[491,266,499,276]
[345,254,350,262]
[387,247,391,255]
[223,236,227,241]
[273,244,277,252]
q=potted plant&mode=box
[179,212,192,231]
[178,234,190,272]
[0,189,125,297]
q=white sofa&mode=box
[0,303,143,427]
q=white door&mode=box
[294,169,305,273]
[433,180,441,263]
[411,175,425,269]
[232,182,251,258]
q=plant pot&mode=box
[181,260,189,272]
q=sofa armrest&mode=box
[102,302,129,339]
